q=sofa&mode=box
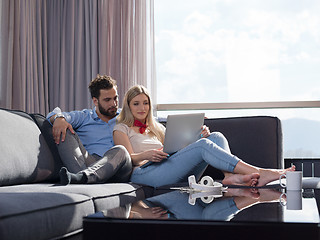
[0,108,283,239]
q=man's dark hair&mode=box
[89,74,117,99]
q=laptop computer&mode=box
[140,113,205,168]
[163,113,205,154]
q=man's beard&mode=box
[98,102,117,118]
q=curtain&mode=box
[0,0,49,114]
[0,0,156,115]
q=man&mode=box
[47,75,132,185]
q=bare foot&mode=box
[257,165,295,187]
[222,173,260,186]
[257,188,282,202]
[225,188,260,199]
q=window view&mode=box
[154,0,320,158]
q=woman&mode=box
[113,85,295,188]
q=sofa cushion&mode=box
[0,191,93,240]
[0,109,57,186]
[0,182,145,239]
[0,182,145,212]
[59,183,146,211]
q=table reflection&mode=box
[100,187,285,222]
[84,183,320,240]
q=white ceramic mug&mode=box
[279,171,302,191]
[279,190,302,210]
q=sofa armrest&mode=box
[203,116,283,179]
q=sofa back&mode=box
[0,108,62,186]
[203,116,283,179]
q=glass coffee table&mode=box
[83,182,320,240]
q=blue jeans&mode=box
[144,191,239,221]
[130,132,240,187]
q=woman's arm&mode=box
[113,130,168,166]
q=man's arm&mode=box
[47,107,75,144]
[51,117,75,144]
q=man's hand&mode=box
[52,117,75,144]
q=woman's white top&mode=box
[113,123,163,153]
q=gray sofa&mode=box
[0,108,145,240]
[0,108,283,239]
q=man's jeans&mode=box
[57,131,132,183]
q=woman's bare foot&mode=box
[222,173,260,186]
[257,188,282,202]
[257,165,295,187]
[224,188,260,199]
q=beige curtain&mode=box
[0,0,49,114]
[0,0,156,115]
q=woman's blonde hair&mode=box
[117,85,165,143]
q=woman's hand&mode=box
[130,202,169,219]
[143,149,169,162]
[200,125,210,138]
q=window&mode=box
[155,0,320,158]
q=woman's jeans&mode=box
[130,132,240,187]
[144,190,239,221]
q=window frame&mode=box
[156,100,320,111]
